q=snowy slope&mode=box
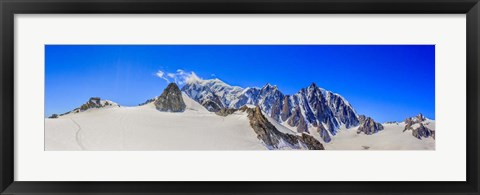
[45,94,266,150]
[323,122,435,150]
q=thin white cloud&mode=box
[155,70,170,83]
[155,69,203,86]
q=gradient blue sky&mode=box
[45,45,435,122]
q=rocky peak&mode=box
[88,97,101,104]
[307,82,325,94]
[154,83,186,112]
[415,113,426,122]
[55,97,118,117]
[403,113,434,140]
[405,113,427,124]
[78,97,117,111]
[261,83,279,93]
[357,115,384,135]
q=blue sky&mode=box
[45,45,435,122]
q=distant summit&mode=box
[50,97,119,118]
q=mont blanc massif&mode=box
[45,76,435,150]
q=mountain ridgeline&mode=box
[182,78,381,142]
[46,79,435,150]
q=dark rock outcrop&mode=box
[201,99,222,112]
[287,106,302,127]
[245,106,324,150]
[59,97,118,116]
[357,115,384,135]
[80,97,102,111]
[280,96,291,121]
[48,114,58,119]
[403,114,435,140]
[220,106,324,150]
[154,83,186,112]
[215,107,238,117]
[415,113,426,122]
[412,123,434,139]
[298,133,324,150]
[297,114,308,133]
[318,124,331,143]
[139,97,156,106]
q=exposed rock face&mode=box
[219,106,324,150]
[416,113,426,122]
[297,114,309,133]
[412,123,434,139]
[201,99,222,112]
[80,97,103,111]
[215,107,238,117]
[245,106,324,150]
[280,96,291,121]
[139,97,156,106]
[317,124,331,143]
[48,114,59,119]
[357,115,384,135]
[287,106,308,133]
[403,114,435,140]
[154,83,186,112]
[287,106,302,127]
[328,92,359,128]
[299,133,324,150]
[60,97,119,116]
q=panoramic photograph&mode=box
[45,45,435,151]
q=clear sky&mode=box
[45,45,435,122]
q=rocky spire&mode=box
[357,115,384,135]
[155,83,186,112]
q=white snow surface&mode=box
[45,94,266,150]
[323,122,435,150]
[46,93,435,151]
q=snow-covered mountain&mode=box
[182,79,361,142]
[45,82,435,151]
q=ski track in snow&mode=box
[70,118,86,150]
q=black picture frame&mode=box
[1,0,479,194]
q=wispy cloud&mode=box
[155,69,202,85]
[155,70,170,83]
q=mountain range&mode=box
[182,78,373,142]
[46,77,435,150]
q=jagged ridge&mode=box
[50,97,119,118]
[183,79,362,142]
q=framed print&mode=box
[1,0,479,194]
